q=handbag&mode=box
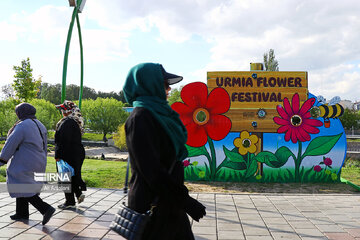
[109,157,176,239]
[56,159,75,177]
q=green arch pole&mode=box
[76,13,84,109]
[61,0,84,109]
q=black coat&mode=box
[55,118,86,191]
[125,107,194,240]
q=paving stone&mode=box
[58,223,88,234]
[77,228,109,238]
[0,188,358,239]
[271,231,302,239]
[217,230,245,239]
[324,232,357,240]
[346,228,360,238]
[192,226,217,235]
[11,233,45,240]
[0,227,26,238]
[102,232,128,240]
[315,224,346,233]
[295,228,325,237]
[195,234,217,240]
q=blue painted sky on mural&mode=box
[0,0,359,101]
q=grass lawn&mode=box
[0,157,127,189]
[0,157,359,192]
[45,157,128,189]
[47,131,112,142]
[341,166,360,186]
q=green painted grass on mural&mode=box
[184,165,340,183]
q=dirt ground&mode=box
[185,181,360,194]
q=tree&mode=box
[339,108,360,130]
[12,58,41,101]
[167,86,183,106]
[1,84,15,99]
[38,83,61,104]
[81,98,129,141]
[113,123,127,151]
[263,49,279,71]
[0,99,18,136]
[29,99,62,130]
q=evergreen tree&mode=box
[263,49,279,71]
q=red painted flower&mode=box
[183,160,190,167]
[273,93,323,143]
[171,82,232,147]
[323,157,332,166]
[314,165,322,172]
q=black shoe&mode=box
[77,194,85,204]
[42,206,55,225]
[57,203,76,209]
[10,214,29,220]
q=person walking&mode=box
[0,103,55,225]
[122,63,206,240]
[55,100,86,209]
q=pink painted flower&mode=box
[273,93,323,143]
[183,160,190,167]
[314,165,322,172]
[323,157,332,166]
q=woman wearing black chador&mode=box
[55,100,86,209]
[123,63,206,239]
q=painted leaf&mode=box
[223,146,245,163]
[186,145,209,158]
[245,160,258,178]
[254,147,292,168]
[302,133,343,158]
[218,159,247,170]
[274,147,294,167]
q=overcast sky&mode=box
[0,0,359,101]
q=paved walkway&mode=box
[0,187,359,239]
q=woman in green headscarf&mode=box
[123,63,206,240]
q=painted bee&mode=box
[310,96,344,128]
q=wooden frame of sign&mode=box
[207,71,308,133]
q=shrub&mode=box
[113,123,127,151]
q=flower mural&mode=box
[273,93,342,182]
[273,93,323,143]
[234,131,259,155]
[172,82,232,180]
[314,165,322,172]
[312,156,338,181]
[171,82,231,148]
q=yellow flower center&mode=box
[291,115,302,126]
[193,108,210,125]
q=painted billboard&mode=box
[171,71,346,183]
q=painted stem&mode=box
[208,137,217,180]
[295,141,303,182]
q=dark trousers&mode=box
[64,176,82,205]
[16,194,51,217]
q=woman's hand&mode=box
[184,196,206,222]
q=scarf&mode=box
[8,103,37,136]
[123,63,188,161]
[55,101,84,134]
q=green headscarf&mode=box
[123,63,188,161]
